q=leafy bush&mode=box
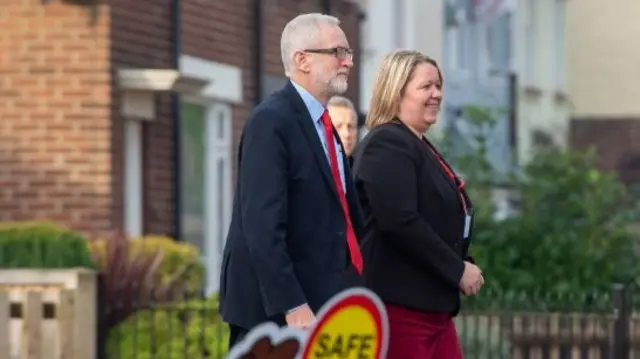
[89,235,205,295]
[0,221,96,269]
[129,235,206,295]
[439,106,640,295]
[106,297,229,359]
[88,234,206,331]
[90,233,163,330]
[471,149,640,294]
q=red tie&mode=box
[321,110,364,275]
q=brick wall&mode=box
[0,1,113,236]
[0,0,362,238]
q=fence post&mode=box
[96,273,107,359]
[611,283,630,359]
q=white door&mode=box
[180,101,232,294]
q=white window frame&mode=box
[178,54,241,294]
[181,95,233,294]
[124,119,143,238]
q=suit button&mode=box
[337,231,344,237]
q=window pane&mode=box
[487,12,512,71]
[180,103,207,254]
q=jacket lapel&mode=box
[283,82,341,203]
[393,120,462,206]
[422,140,460,196]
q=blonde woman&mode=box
[352,50,484,358]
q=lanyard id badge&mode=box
[463,208,474,240]
[463,214,472,239]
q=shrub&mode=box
[438,106,640,295]
[129,235,206,295]
[90,233,164,330]
[89,235,205,296]
[88,234,206,330]
[0,221,96,269]
[471,149,640,294]
[106,297,229,359]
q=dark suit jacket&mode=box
[352,119,473,315]
[219,82,364,330]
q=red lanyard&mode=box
[423,141,469,214]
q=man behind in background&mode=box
[327,95,359,159]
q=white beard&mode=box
[328,76,348,95]
[311,66,348,97]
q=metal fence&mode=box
[97,282,640,359]
[457,284,639,359]
[95,273,228,359]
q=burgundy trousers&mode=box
[385,303,464,359]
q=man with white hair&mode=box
[219,13,364,347]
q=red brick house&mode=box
[0,0,363,291]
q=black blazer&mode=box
[352,119,473,315]
[219,82,364,330]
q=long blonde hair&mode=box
[365,50,443,130]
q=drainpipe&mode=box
[253,0,263,105]
[507,72,518,168]
[171,0,183,240]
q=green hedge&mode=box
[0,221,96,269]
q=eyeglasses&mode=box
[304,47,354,61]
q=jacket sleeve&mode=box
[239,110,306,316]
[356,130,465,288]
